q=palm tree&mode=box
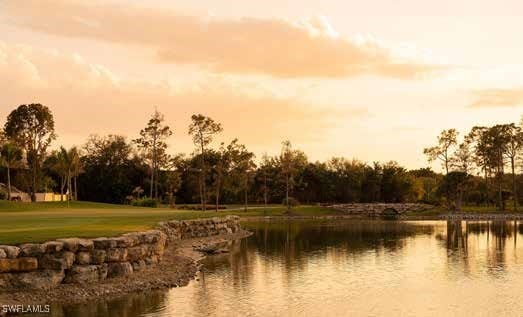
[67,147,81,201]
[52,147,81,203]
[0,142,23,200]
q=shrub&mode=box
[131,198,158,208]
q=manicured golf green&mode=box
[0,201,338,244]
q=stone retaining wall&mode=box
[156,216,241,242]
[329,203,433,215]
[0,216,241,290]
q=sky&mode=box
[1,0,522,170]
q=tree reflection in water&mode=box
[53,219,523,317]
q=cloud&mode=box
[469,88,523,108]
[0,41,367,154]
[2,0,442,79]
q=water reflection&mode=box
[56,220,523,317]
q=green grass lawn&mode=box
[0,201,338,244]
[1,200,518,245]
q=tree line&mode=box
[1,103,523,211]
[423,122,523,212]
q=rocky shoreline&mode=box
[240,213,523,222]
[0,229,252,309]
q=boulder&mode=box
[127,246,148,262]
[92,238,117,250]
[0,246,20,259]
[19,244,46,257]
[42,241,64,253]
[145,256,159,265]
[105,248,128,262]
[107,262,133,278]
[114,236,136,248]
[63,264,108,284]
[150,241,166,256]
[132,260,147,272]
[0,270,64,289]
[121,233,142,246]
[90,250,106,264]
[142,230,163,244]
[0,258,38,273]
[39,252,75,270]
[76,252,91,265]
[57,238,94,252]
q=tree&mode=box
[423,129,458,174]
[452,138,474,174]
[4,104,56,201]
[424,129,458,209]
[165,155,184,208]
[0,142,23,200]
[188,114,222,211]
[81,135,147,204]
[64,147,80,202]
[438,172,471,212]
[212,142,232,212]
[47,149,68,201]
[48,146,80,203]
[502,124,523,211]
[279,140,307,211]
[228,139,256,211]
[134,109,173,200]
[259,154,272,211]
[484,125,510,211]
[468,126,492,206]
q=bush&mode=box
[282,197,300,207]
[131,198,158,208]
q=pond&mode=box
[51,220,523,316]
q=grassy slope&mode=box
[0,201,336,244]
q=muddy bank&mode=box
[0,230,251,309]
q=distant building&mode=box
[0,183,67,202]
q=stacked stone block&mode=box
[0,230,166,289]
[0,216,241,289]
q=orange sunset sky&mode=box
[1,0,522,169]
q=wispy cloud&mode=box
[0,41,367,150]
[2,0,443,79]
[469,88,523,108]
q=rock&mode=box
[76,252,91,265]
[39,252,75,270]
[0,246,20,259]
[195,244,223,254]
[90,250,106,264]
[57,238,94,252]
[0,249,6,259]
[127,246,147,262]
[145,256,159,265]
[92,238,117,250]
[143,230,163,244]
[0,270,64,289]
[42,241,64,253]
[105,248,128,262]
[63,264,108,284]
[107,262,133,278]
[121,233,142,246]
[0,258,38,273]
[19,244,46,257]
[114,236,135,248]
[132,260,146,272]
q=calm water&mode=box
[50,220,523,316]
